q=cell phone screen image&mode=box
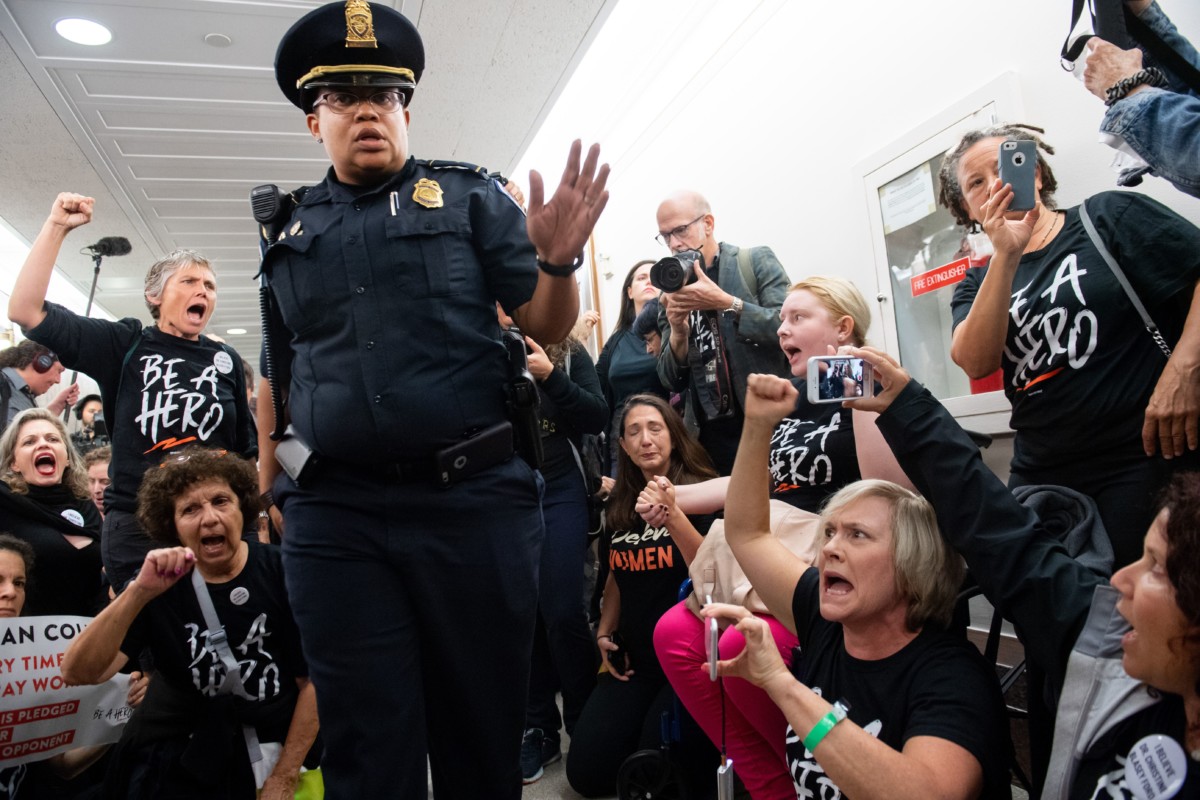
[807,356,871,404]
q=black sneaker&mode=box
[521,728,547,784]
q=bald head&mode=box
[656,190,717,262]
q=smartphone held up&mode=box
[807,356,874,404]
[998,139,1037,212]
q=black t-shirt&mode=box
[769,383,861,513]
[536,343,608,481]
[607,513,714,679]
[121,542,306,741]
[787,568,1012,799]
[0,483,103,616]
[25,304,257,512]
[950,192,1200,470]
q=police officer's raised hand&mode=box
[47,192,95,233]
[526,140,610,265]
[666,260,735,314]
[842,346,911,415]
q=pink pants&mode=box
[653,601,798,800]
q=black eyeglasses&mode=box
[313,90,405,115]
[655,215,705,247]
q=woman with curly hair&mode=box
[0,407,103,616]
[62,447,318,800]
[939,123,1200,569]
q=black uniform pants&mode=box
[277,456,544,799]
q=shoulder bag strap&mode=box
[735,246,757,300]
[189,569,264,766]
[1078,199,1173,358]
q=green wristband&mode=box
[803,700,849,753]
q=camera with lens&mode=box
[650,249,704,293]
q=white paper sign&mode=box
[0,616,132,767]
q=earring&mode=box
[316,137,323,143]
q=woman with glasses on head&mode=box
[61,447,318,800]
[8,194,257,593]
[0,408,104,618]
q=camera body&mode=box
[650,249,703,293]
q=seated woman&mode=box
[854,346,1200,799]
[0,408,104,617]
[939,124,1200,569]
[702,372,1012,799]
[653,276,911,799]
[566,394,718,798]
[61,448,317,800]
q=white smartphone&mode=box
[806,356,874,404]
[717,758,735,800]
[705,593,719,682]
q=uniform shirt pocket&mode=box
[263,220,329,336]
[384,204,473,299]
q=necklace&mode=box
[1032,211,1061,252]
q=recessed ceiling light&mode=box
[55,18,112,46]
[204,33,233,48]
[226,328,247,335]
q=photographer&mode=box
[654,190,791,474]
[1082,0,1200,197]
[71,394,109,456]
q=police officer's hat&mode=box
[274,0,425,111]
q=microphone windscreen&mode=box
[90,237,132,257]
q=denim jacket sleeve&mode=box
[1100,1,1200,197]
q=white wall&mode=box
[515,0,1200,347]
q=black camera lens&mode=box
[649,249,703,293]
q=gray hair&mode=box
[820,479,964,631]
[144,249,214,320]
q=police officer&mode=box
[262,2,609,798]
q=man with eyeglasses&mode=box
[262,2,609,798]
[653,190,790,474]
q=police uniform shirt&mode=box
[263,159,538,461]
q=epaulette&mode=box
[419,159,491,179]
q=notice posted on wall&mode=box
[879,163,937,234]
[0,616,131,767]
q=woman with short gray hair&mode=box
[8,193,257,592]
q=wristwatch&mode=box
[723,297,744,319]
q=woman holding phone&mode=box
[940,123,1200,569]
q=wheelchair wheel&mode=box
[616,748,689,800]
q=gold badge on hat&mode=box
[345,0,377,48]
[413,178,444,209]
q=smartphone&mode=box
[607,631,628,677]
[705,594,720,681]
[717,758,735,800]
[998,139,1037,212]
[806,356,874,404]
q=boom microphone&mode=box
[83,237,132,257]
